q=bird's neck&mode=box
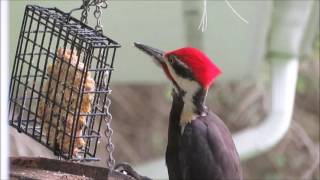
[171,87,208,127]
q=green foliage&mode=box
[314,33,320,50]
[151,132,165,152]
[264,173,284,180]
[296,76,306,94]
[274,154,287,168]
[165,85,172,101]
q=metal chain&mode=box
[79,0,108,32]
[94,5,102,32]
[93,0,108,32]
[103,68,115,169]
[104,91,115,169]
[80,0,90,24]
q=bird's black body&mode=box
[166,91,242,180]
[133,42,242,180]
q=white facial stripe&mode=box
[166,58,201,128]
[166,58,199,95]
[165,58,179,91]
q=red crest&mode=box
[165,47,221,89]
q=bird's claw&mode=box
[114,162,152,180]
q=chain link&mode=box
[104,92,115,169]
[80,0,90,24]
[94,0,108,32]
[103,69,115,169]
[103,68,115,169]
[94,5,103,32]
[79,0,108,32]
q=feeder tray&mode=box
[10,156,133,180]
[9,4,120,161]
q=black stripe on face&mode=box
[192,87,206,115]
[168,55,195,81]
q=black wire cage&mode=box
[9,5,120,161]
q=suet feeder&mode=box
[9,1,120,166]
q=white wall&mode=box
[9,1,272,83]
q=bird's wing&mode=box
[182,112,242,180]
[182,117,218,180]
[204,112,243,179]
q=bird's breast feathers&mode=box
[179,101,206,132]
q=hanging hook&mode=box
[67,0,91,24]
[67,0,108,31]
[93,0,108,33]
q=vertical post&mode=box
[0,0,9,179]
[182,1,204,49]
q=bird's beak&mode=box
[134,42,181,90]
[134,42,165,66]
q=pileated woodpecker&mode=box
[133,42,242,180]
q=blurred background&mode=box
[5,0,320,179]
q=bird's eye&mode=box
[168,56,175,64]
